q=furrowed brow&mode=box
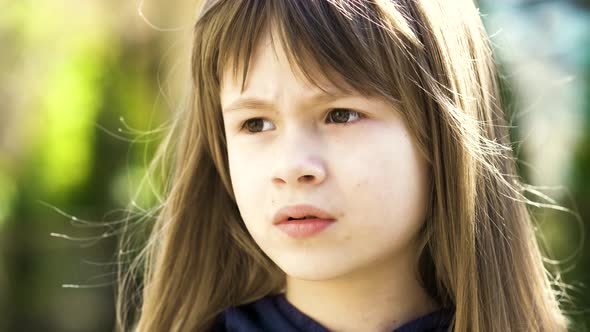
[222,91,350,114]
[222,98,274,113]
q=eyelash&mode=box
[239,108,364,134]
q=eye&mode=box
[239,108,364,134]
[241,118,275,133]
[325,108,363,125]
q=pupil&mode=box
[247,119,263,132]
[331,109,349,123]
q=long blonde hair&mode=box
[116,0,571,331]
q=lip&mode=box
[275,219,335,238]
[273,204,337,239]
[273,204,337,225]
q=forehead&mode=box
[219,30,356,102]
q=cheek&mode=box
[350,135,430,231]
[227,147,266,219]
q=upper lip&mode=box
[273,204,337,224]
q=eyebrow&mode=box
[222,91,352,114]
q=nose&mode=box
[270,129,327,187]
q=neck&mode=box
[284,249,439,332]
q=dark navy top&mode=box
[210,293,454,331]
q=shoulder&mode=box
[207,313,226,332]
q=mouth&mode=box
[287,216,317,221]
[273,205,337,239]
[273,204,337,225]
[275,216,336,238]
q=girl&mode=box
[116,0,571,331]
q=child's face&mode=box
[220,33,431,280]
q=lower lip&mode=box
[276,219,336,238]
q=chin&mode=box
[277,258,354,281]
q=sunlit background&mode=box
[1,0,589,331]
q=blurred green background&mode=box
[0,1,589,331]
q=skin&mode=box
[220,31,438,332]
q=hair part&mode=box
[116,1,571,331]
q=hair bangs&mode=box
[205,0,424,107]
